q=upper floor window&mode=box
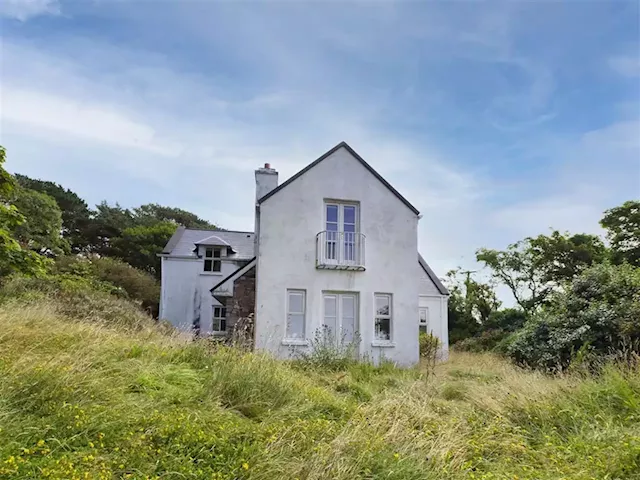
[204,247,222,272]
[325,202,358,261]
[419,307,429,334]
[374,293,392,341]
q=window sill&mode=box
[371,341,396,348]
[281,339,309,347]
[200,272,223,276]
[210,331,228,337]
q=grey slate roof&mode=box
[162,226,255,260]
[418,253,449,295]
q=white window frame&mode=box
[203,246,222,272]
[324,202,359,263]
[419,307,429,334]
[285,289,306,340]
[322,292,359,346]
[212,305,227,334]
[374,293,393,342]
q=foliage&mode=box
[477,240,553,314]
[505,263,640,371]
[15,174,92,252]
[0,275,159,331]
[0,297,639,479]
[601,200,640,267]
[53,255,160,315]
[0,146,50,278]
[528,230,608,283]
[419,331,440,358]
[295,327,362,371]
[133,203,218,229]
[111,221,177,278]
[445,269,501,344]
[11,186,69,255]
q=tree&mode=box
[528,231,607,284]
[15,174,92,252]
[477,240,551,314]
[0,146,49,278]
[601,200,640,267]
[445,269,501,343]
[110,221,177,278]
[133,204,218,229]
[85,202,136,255]
[12,186,69,255]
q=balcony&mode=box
[316,231,365,271]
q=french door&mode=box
[322,293,358,345]
[325,203,358,263]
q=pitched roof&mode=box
[418,253,449,295]
[210,257,257,294]
[257,141,420,215]
[162,227,255,259]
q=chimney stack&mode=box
[255,163,278,202]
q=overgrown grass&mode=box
[0,299,639,479]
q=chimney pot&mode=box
[264,163,271,169]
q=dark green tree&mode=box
[110,221,177,278]
[601,200,640,267]
[133,204,218,229]
[12,186,69,255]
[15,174,92,252]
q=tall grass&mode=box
[0,299,638,479]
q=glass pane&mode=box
[375,295,390,316]
[213,248,221,258]
[419,308,428,323]
[326,222,338,232]
[342,295,355,317]
[205,247,213,258]
[323,316,337,341]
[220,308,226,318]
[343,223,355,232]
[287,313,305,338]
[213,307,220,317]
[375,318,391,341]
[204,259,212,271]
[289,292,304,314]
[326,205,338,223]
[213,260,221,272]
[419,325,427,334]
[343,206,356,224]
[324,295,336,317]
[221,319,227,331]
[212,317,220,331]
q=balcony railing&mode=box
[316,231,365,271]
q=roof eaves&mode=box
[257,141,420,215]
[162,225,186,254]
[418,253,449,295]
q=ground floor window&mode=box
[286,289,306,339]
[212,305,227,333]
[374,293,392,341]
[419,307,429,334]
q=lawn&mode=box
[0,301,638,479]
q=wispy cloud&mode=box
[0,0,59,20]
[609,54,640,77]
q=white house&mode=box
[159,142,449,365]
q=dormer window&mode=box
[204,246,222,272]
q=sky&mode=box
[1,0,639,285]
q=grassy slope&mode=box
[0,302,639,480]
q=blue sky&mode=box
[1,0,639,282]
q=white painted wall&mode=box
[255,146,421,366]
[159,246,245,334]
[418,266,449,358]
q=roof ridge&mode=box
[257,141,419,215]
[183,227,254,234]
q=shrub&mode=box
[506,263,640,371]
[419,332,440,358]
[454,329,509,353]
[295,327,362,371]
[0,275,159,332]
[54,255,160,316]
